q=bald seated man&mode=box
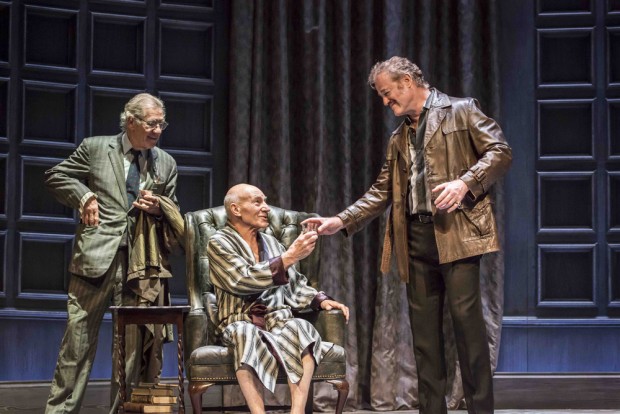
[206,184,349,414]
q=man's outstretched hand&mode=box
[301,216,344,235]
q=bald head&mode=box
[224,184,270,229]
[224,184,255,215]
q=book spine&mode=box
[122,401,146,413]
[130,394,153,404]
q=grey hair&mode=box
[368,56,429,89]
[223,191,241,217]
[119,93,166,131]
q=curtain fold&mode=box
[227,0,502,410]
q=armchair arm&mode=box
[296,309,346,347]
[183,311,207,372]
[314,309,346,347]
[185,212,204,312]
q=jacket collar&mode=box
[109,134,128,205]
[108,133,160,207]
[392,88,451,158]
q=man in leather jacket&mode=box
[304,56,512,414]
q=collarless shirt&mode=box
[406,88,434,215]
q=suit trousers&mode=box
[406,217,493,414]
[45,248,162,414]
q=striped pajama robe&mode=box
[207,225,332,392]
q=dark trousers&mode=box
[406,218,493,414]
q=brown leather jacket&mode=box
[337,89,512,282]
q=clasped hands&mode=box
[131,189,162,217]
[81,189,161,227]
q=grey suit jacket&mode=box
[45,133,179,278]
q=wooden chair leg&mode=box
[189,381,214,414]
[304,383,314,414]
[327,380,349,414]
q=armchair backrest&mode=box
[184,205,322,314]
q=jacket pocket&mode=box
[460,200,492,239]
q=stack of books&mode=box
[123,382,177,413]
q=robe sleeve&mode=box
[208,236,284,296]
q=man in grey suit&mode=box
[44,93,180,414]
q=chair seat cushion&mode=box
[188,341,346,382]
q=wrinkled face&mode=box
[127,107,165,150]
[374,71,418,118]
[234,188,271,229]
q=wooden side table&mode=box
[110,305,190,414]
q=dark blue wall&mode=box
[0,311,182,381]
[497,0,620,372]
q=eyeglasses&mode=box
[134,115,169,131]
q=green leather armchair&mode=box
[183,205,349,414]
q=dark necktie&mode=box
[126,149,141,208]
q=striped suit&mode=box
[207,225,331,392]
[44,134,178,414]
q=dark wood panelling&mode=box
[20,157,73,220]
[91,12,145,75]
[610,245,620,307]
[0,3,9,63]
[161,0,213,8]
[531,0,618,323]
[88,86,140,137]
[1,0,229,381]
[0,232,5,293]
[22,80,77,145]
[529,325,620,370]
[159,92,212,153]
[159,19,213,82]
[538,244,595,304]
[538,172,594,229]
[538,28,593,86]
[608,28,620,84]
[538,0,593,14]
[0,78,7,138]
[0,311,185,381]
[500,318,620,371]
[538,99,594,157]
[176,167,212,215]
[24,5,77,69]
[610,173,620,228]
[19,232,72,294]
[0,155,6,216]
[499,0,620,372]
[610,99,620,156]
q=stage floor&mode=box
[1,381,619,413]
